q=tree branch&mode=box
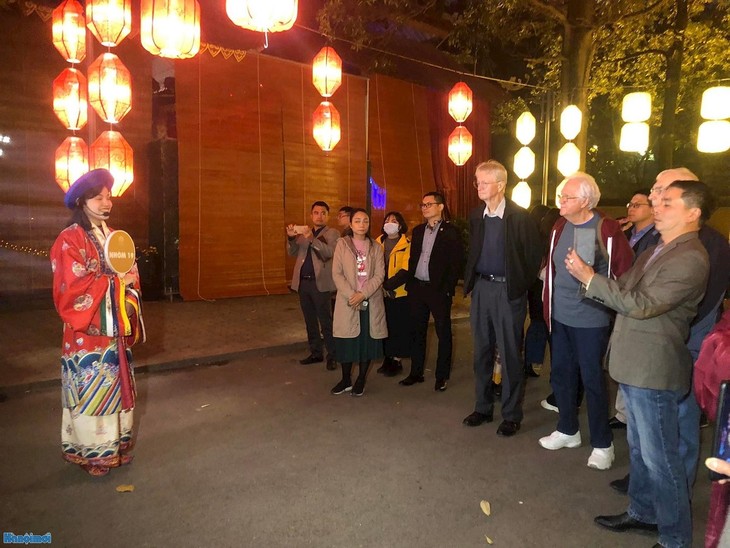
[526,0,567,26]
[605,48,669,64]
[613,0,665,23]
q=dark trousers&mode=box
[298,279,335,359]
[524,280,549,365]
[408,283,452,380]
[470,278,527,422]
[550,319,612,448]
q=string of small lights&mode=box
[0,239,50,258]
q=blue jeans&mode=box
[622,384,692,548]
[550,320,612,448]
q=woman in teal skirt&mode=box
[331,208,388,396]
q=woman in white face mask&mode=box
[375,211,412,377]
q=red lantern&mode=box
[226,0,298,33]
[448,82,473,123]
[53,68,88,131]
[448,126,473,166]
[90,130,134,197]
[55,136,89,193]
[86,0,132,47]
[141,0,201,59]
[312,46,342,98]
[52,0,86,63]
[312,101,341,152]
[88,53,132,123]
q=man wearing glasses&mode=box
[399,191,463,392]
[462,160,542,437]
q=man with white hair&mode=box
[539,172,633,469]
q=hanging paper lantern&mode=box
[88,53,132,123]
[513,146,535,180]
[557,142,580,177]
[55,136,89,193]
[619,122,650,153]
[560,105,582,140]
[226,0,298,34]
[312,101,341,152]
[86,0,131,47]
[52,0,86,63]
[312,46,342,98]
[90,130,134,196]
[511,181,532,209]
[697,120,730,153]
[700,87,730,120]
[141,0,201,59]
[447,126,472,166]
[515,111,536,145]
[53,68,88,131]
[622,92,651,123]
[448,82,473,123]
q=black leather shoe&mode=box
[493,382,502,398]
[608,416,627,430]
[299,355,324,365]
[383,359,403,377]
[376,357,392,374]
[594,512,657,533]
[399,375,424,386]
[463,411,493,427]
[326,357,337,371]
[496,420,520,437]
[610,474,630,494]
[434,379,448,392]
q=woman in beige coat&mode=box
[331,208,387,396]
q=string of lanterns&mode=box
[511,111,536,208]
[447,81,473,166]
[311,46,343,152]
[556,105,581,177]
[697,86,730,153]
[619,92,651,154]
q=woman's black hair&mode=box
[381,210,408,237]
[66,183,109,230]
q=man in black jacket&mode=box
[462,160,542,437]
[399,191,463,392]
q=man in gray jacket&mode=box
[286,201,340,369]
[566,181,712,548]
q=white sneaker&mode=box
[538,430,582,450]
[540,399,559,413]
[587,444,615,470]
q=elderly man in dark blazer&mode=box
[462,160,542,437]
[566,181,712,548]
[398,191,463,392]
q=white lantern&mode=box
[619,122,650,153]
[513,146,535,180]
[560,105,582,140]
[700,87,730,120]
[557,142,580,177]
[697,120,730,153]
[511,181,531,209]
[622,92,652,123]
[515,111,536,145]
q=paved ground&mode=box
[0,295,712,547]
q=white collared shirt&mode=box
[483,198,506,219]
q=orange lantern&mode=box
[141,0,201,59]
[53,68,88,131]
[52,0,86,63]
[90,130,134,196]
[448,126,473,166]
[55,136,89,193]
[226,0,298,34]
[88,53,132,123]
[448,82,473,123]
[86,0,132,47]
[312,46,342,98]
[312,101,341,152]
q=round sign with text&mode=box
[104,230,136,274]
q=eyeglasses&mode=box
[649,186,665,195]
[473,180,501,189]
[557,195,580,202]
[626,202,650,209]
[420,202,441,209]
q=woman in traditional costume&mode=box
[50,169,145,477]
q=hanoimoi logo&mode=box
[3,532,52,544]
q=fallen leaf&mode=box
[480,500,491,516]
[200,404,210,409]
[116,484,134,493]
[485,535,494,544]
